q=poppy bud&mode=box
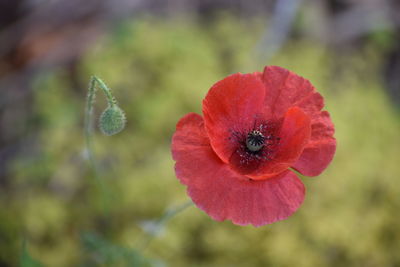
[99,105,126,136]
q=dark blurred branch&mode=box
[255,0,303,63]
[328,1,393,44]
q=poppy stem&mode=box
[90,76,117,107]
[84,76,125,215]
[136,200,194,251]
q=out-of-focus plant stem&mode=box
[137,200,194,250]
[84,76,116,215]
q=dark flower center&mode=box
[246,130,265,152]
[228,120,282,175]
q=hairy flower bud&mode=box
[99,105,126,136]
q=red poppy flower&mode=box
[171,66,336,226]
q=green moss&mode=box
[3,15,400,267]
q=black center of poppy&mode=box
[246,130,265,152]
[228,121,282,169]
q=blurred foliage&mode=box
[20,241,43,267]
[80,232,156,266]
[1,15,399,266]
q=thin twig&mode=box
[137,200,194,250]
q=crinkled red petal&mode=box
[171,113,305,226]
[292,111,336,176]
[260,66,336,176]
[202,73,266,163]
[260,66,322,118]
[245,107,311,180]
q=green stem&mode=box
[137,200,194,250]
[84,76,117,214]
[85,78,97,169]
[91,76,116,107]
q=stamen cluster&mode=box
[230,122,281,168]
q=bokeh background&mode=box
[1,0,400,266]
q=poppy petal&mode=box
[203,73,266,163]
[292,111,336,176]
[261,66,322,118]
[172,113,305,226]
[260,66,336,176]
[172,112,215,187]
[245,107,311,180]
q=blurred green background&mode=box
[1,1,400,266]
